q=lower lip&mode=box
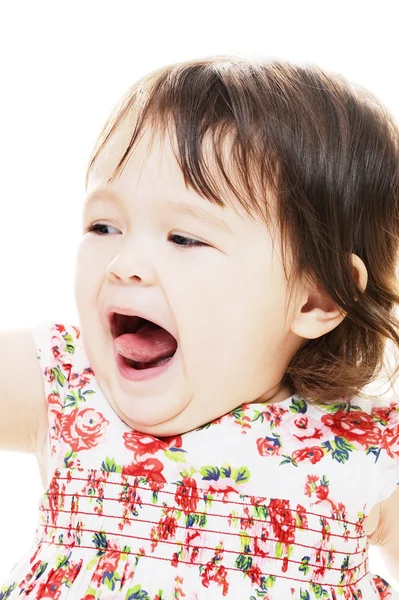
[115,350,176,382]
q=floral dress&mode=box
[1,322,399,600]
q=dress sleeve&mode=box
[366,396,399,512]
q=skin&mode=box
[74,118,367,438]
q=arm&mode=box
[0,328,47,453]
[367,487,399,585]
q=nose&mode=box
[105,239,158,285]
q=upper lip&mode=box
[106,305,177,340]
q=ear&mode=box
[291,254,368,340]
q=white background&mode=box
[0,0,398,590]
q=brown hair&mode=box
[86,56,399,404]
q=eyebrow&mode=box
[84,188,233,234]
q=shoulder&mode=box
[361,394,399,545]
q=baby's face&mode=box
[74,120,301,436]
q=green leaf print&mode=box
[334,437,355,453]
[366,446,380,459]
[63,449,78,469]
[253,504,268,520]
[92,531,108,553]
[186,512,207,528]
[53,365,66,387]
[252,409,265,423]
[221,465,232,478]
[235,553,253,572]
[275,541,283,559]
[164,448,187,463]
[125,585,150,599]
[104,571,121,591]
[279,454,298,466]
[101,457,122,473]
[320,475,330,487]
[232,466,250,484]
[289,397,308,414]
[322,402,349,413]
[0,583,17,600]
[299,555,310,575]
[199,465,221,481]
[263,575,276,590]
[55,554,70,569]
[63,332,76,354]
[310,582,329,598]
[239,531,252,553]
[321,437,355,464]
[64,389,89,408]
[300,591,311,600]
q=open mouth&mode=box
[110,313,178,371]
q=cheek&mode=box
[74,241,102,309]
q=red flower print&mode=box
[294,416,309,429]
[295,504,309,529]
[304,474,319,497]
[175,476,199,514]
[321,410,381,447]
[316,485,329,501]
[256,437,281,457]
[246,563,262,585]
[240,507,254,530]
[92,543,121,587]
[268,498,296,545]
[124,431,167,457]
[372,405,393,425]
[60,407,109,452]
[151,514,178,551]
[47,476,65,525]
[36,568,65,599]
[122,457,167,487]
[201,553,229,596]
[158,515,178,540]
[372,574,392,599]
[48,393,62,409]
[36,559,82,599]
[123,431,183,459]
[159,434,183,449]
[304,474,336,509]
[381,422,399,459]
[292,446,324,465]
[68,370,93,389]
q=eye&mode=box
[85,223,120,235]
[169,234,207,248]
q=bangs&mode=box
[85,58,280,225]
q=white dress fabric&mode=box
[1,321,398,599]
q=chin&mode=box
[110,391,193,437]
[122,414,191,438]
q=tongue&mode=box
[114,323,177,364]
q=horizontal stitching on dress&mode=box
[53,475,363,528]
[38,521,367,570]
[40,506,366,548]
[36,538,369,588]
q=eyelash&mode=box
[85,224,207,248]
